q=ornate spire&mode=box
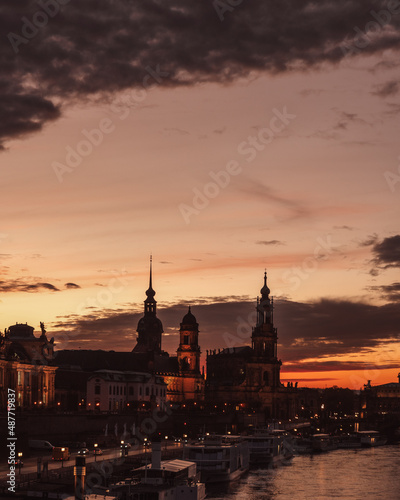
[260,269,270,298]
[146,254,155,299]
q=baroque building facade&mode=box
[132,257,205,403]
[0,322,57,409]
[86,370,167,411]
[206,273,297,419]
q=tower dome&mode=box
[181,306,197,326]
[133,256,163,353]
[260,271,270,297]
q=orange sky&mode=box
[1,1,400,389]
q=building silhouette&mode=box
[206,273,297,419]
[132,257,204,403]
[0,322,57,409]
[55,258,205,408]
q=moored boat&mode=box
[338,434,362,449]
[183,434,249,484]
[246,429,293,466]
[311,434,338,452]
[106,438,206,500]
[357,430,387,447]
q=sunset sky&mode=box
[1,1,400,389]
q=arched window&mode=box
[129,387,134,396]
[146,387,149,396]
[263,371,269,385]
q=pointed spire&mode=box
[146,255,155,299]
[260,269,270,297]
[149,254,153,289]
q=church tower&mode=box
[249,271,281,388]
[133,256,163,353]
[177,306,201,373]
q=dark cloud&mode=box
[2,0,400,147]
[50,295,400,376]
[213,127,226,134]
[0,279,59,292]
[64,282,81,289]
[372,235,400,269]
[383,102,400,116]
[359,233,378,247]
[256,240,285,246]
[369,282,400,302]
[372,80,400,97]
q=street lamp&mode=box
[18,453,22,474]
[94,443,98,462]
[144,438,148,481]
[61,448,65,468]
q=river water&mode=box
[208,445,400,500]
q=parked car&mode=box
[93,448,103,455]
[77,448,90,455]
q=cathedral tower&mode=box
[177,306,201,373]
[249,271,281,388]
[133,256,163,353]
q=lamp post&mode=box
[94,443,98,462]
[144,438,148,481]
[61,448,65,468]
[18,453,22,474]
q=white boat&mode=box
[246,429,293,466]
[357,430,387,447]
[311,434,338,452]
[293,436,313,454]
[106,440,206,500]
[183,435,249,484]
[337,434,362,449]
